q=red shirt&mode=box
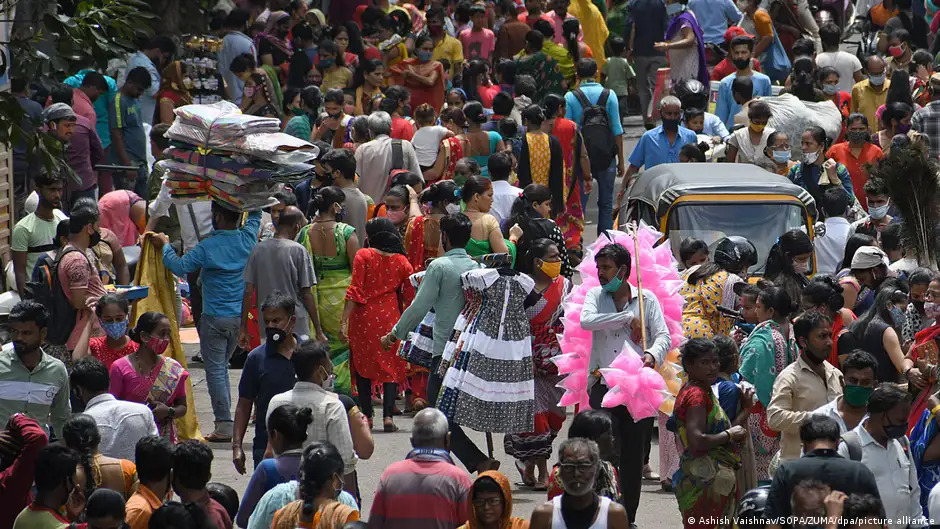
[826,141,884,209]
[72,88,97,125]
[391,117,416,141]
[1,415,49,529]
[89,336,139,370]
[712,58,762,81]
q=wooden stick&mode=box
[486,432,494,459]
[630,223,648,350]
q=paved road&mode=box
[182,129,686,527]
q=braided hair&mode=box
[62,414,100,501]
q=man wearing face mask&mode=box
[851,179,894,240]
[767,311,843,462]
[838,383,927,527]
[714,35,772,128]
[911,73,940,160]
[266,340,357,496]
[851,56,891,134]
[580,242,671,524]
[619,96,697,194]
[529,438,630,529]
[813,350,879,434]
[240,205,326,351]
[158,201,261,443]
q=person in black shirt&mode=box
[765,415,881,528]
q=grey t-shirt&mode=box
[341,187,369,243]
[243,237,317,339]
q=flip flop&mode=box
[513,460,535,487]
[204,432,232,443]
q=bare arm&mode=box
[724,144,739,163]
[232,396,254,474]
[883,327,913,376]
[261,54,274,66]
[530,504,554,529]
[71,313,95,363]
[487,223,509,253]
[753,35,773,56]
[302,289,325,340]
[111,131,131,166]
[348,408,375,459]
[159,99,176,125]
[685,402,736,454]
[12,251,27,297]
[110,238,130,285]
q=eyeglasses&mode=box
[473,497,503,507]
[559,462,596,473]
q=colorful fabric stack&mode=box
[161,101,319,210]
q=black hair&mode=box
[595,242,632,270]
[125,66,153,90]
[54,219,69,249]
[911,49,933,72]
[731,76,754,101]
[562,18,582,63]
[471,476,504,504]
[173,439,213,490]
[384,185,410,211]
[149,35,177,57]
[390,171,423,191]
[909,268,937,287]
[136,435,175,484]
[840,233,876,271]
[9,300,48,329]
[340,20,365,56]
[268,404,314,446]
[463,100,487,125]
[680,337,718,372]
[462,175,492,204]
[10,77,27,93]
[730,35,755,51]
[525,30,544,52]
[273,190,298,208]
[366,217,406,255]
[230,52,257,74]
[149,501,216,529]
[95,292,130,318]
[757,286,799,319]
[683,107,705,122]
[507,185,557,272]
[799,414,841,444]
[34,444,80,494]
[488,151,513,181]
[764,229,813,300]
[576,58,597,80]
[541,93,564,118]
[207,483,240,521]
[498,117,519,140]
[819,22,841,49]
[70,356,110,393]
[792,38,815,58]
[69,197,100,234]
[423,180,461,212]
[323,89,345,108]
[866,382,909,414]
[62,414,99,499]
[714,334,738,373]
[224,7,251,29]
[794,310,832,342]
[50,83,74,105]
[309,185,345,217]
[320,149,357,181]
[568,409,614,441]
[457,157,481,175]
[293,22,314,44]
[441,213,473,248]
[842,350,878,380]
[462,59,490,105]
[609,35,627,56]
[353,59,385,89]
[533,19,554,39]
[863,177,889,197]
[414,103,437,125]
[679,143,706,162]
[299,441,344,516]
[881,223,902,253]
[843,494,886,522]
[523,238,559,278]
[854,284,909,336]
[261,290,296,317]
[85,488,126,521]
[521,104,545,127]
[35,167,65,188]
[802,275,845,313]
[679,237,708,265]
[817,66,840,85]
[514,74,537,98]
[150,122,171,151]
[820,186,850,218]
[299,85,323,113]
[292,339,331,381]
[496,58,516,86]
[129,311,169,344]
[440,106,467,128]
[882,101,913,132]
[846,112,869,129]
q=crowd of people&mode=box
[7,0,940,527]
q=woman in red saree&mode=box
[423,107,471,183]
[156,61,192,125]
[909,275,940,433]
[543,94,589,262]
[389,35,446,114]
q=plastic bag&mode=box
[735,94,843,157]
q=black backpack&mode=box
[573,88,618,174]
[44,247,87,346]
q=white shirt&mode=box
[814,216,853,274]
[149,179,214,252]
[890,256,920,275]
[411,125,450,167]
[354,134,423,202]
[490,180,521,226]
[928,482,940,525]
[816,51,863,93]
[837,420,926,527]
[267,381,358,474]
[83,393,158,462]
[580,284,672,384]
[811,397,870,435]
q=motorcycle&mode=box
[809,0,854,35]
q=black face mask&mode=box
[38,196,59,210]
[89,229,102,247]
[914,300,926,313]
[662,118,680,131]
[732,57,751,70]
[265,326,288,345]
[883,417,907,439]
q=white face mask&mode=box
[445,203,461,215]
[793,260,810,274]
[868,202,890,219]
[802,150,819,165]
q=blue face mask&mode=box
[869,73,886,86]
[666,2,684,15]
[601,266,626,293]
[772,150,791,163]
[417,50,434,62]
[100,319,128,340]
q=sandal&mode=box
[514,460,535,487]
[383,418,399,432]
[204,432,232,443]
[412,398,428,413]
[642,465,660,481]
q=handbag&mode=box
[760,27,792,83]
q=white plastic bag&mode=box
[735,94,843,157]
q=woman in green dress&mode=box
[461,175,518,263]
[297,186,360,393]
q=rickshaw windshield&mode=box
[667,202,807,275]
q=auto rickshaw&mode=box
[617,163,819,275]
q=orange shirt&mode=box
[125,485,165,529]
[826,141,884,209]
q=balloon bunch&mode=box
[554,226,686,418]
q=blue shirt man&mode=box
[120,51,161,126]
[683,112,732,140]
[688,0,742,45]
[220,30,257,105]
[715,71,773,128]
[236,338,297,466]
[627,124,698,169]
[64,70,118,149]
[624,0,668,57]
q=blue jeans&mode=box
[585,162,617,234]
[199,315,240,423]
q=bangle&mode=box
[932,405,940,416]
[725,430,732,442]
